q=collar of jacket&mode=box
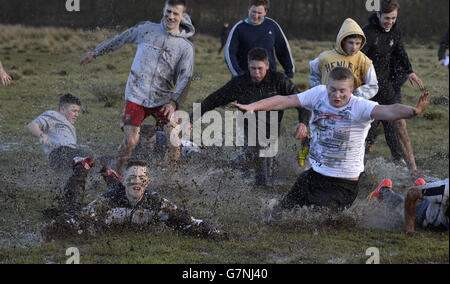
[244,17,266,26]
[160,14,195,38]
[368,13,398,33]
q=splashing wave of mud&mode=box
[0,144,446,249]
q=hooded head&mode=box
[335,18,366,56]
[162,0,195,38]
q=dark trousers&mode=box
[229,129,274,186]
[366,120,403,161]
[275,169,360,212]
[366,84,404,161]
[49,146,88,173]
[59,164,89,214]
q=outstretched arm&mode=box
[232,95,301,113]
[371,91,432,121]
[80,24,141,65]
[190,79,241,124]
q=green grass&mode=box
[0,25,448,264]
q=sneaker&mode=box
[99,166,122,182]
[414,178,426,187]
[366,179,393,203]
[72,157,95,170]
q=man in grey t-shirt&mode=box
[28,93,87,171]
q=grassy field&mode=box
[0,25,448,264]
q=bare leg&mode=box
[114,125,141,175]
[393,119,418,172]
[404,188,423,233]
[163,122,181,171]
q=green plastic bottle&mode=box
[297,136,311,167]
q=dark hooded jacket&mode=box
[362,13,413,104]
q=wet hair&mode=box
[248,47,269,63]
[380,0,400,14]
[249,0,269,10]
[125,160,148,171]
[59,93,81,109]
[328,67,355,87]
[166,0,187,8]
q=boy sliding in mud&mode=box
[232,67,432,216]
[44,158,226,240]
[27,93,90,172]
[367,178,449,234]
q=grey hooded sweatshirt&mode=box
[90,16,195,109]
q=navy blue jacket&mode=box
[225,17,295,78]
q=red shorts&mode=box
[122,101,170,129]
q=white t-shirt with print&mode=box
[32,111,77,156]
[297,85,378,179]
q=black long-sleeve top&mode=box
[190,70,310,139]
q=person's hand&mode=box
[161,101,176,122]
[0,70,12,86]
[413,91,433,116]
[439,59,447,66]
[39,133,52,147]
[230,102,254,113]
[80,54,95,65]
[408,73,424,90]
[295,123,308,141]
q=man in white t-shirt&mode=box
[27,93,88,171]
[232,67,432,213]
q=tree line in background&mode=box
[0,0,448,42]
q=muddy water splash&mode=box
[0,144,445,249]
[259,156,444,233]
